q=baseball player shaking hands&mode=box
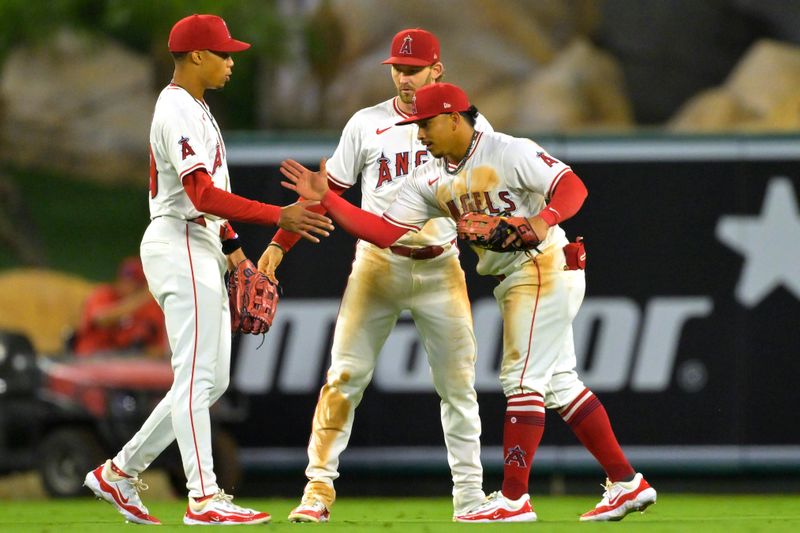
[281,83,657,523]
[262,30,489,522]
[83,14,332,526]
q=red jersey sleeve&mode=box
[320,190,408,247]
[183,169,281,226]
[538,171,588,226]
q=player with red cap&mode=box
[73,256,168,357]
[83,14,333,526]
[280,82,658,523]
[261,29,492,522]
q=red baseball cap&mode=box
[117,257,146,285]
[382,28,440,66]
[168,14,251,53]
[396,83,470,125]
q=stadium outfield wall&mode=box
[224,134,800,476]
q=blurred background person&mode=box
[73,256,167,358]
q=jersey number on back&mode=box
[148,144,158,198]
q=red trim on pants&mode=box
[185,225,206,496]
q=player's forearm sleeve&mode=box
[272,181,348,252]
[320,190,408,248]
[183,169,281,226]
[538,171,588,226]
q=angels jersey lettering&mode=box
[386,131,572,277]
[325,97,492,247]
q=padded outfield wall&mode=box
[222,134,800,476]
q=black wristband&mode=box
[222,237,242,255]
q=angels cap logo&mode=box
[399,34,413,55]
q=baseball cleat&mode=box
[580,472,657,521]
[183,489,271,525]
[288,495,330,523]
[453,491,537,522]
[83,460,161,525]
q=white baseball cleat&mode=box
[453,491,537,522]
[580,472,657,521]
[288,496,331,523]
[83,460,161,525]
[183,489,271,525]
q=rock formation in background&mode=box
[669,39,800,132]
[265,0,631,133]
[0,30,153,185]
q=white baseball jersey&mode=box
[386,131,573,277]
[326,96,492,247]
[113,83,233,499]
[148,83,231,236]
[300,96,492,514]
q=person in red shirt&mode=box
[73,257,167,358]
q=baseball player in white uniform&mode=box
[83,14,332,526]
[280,82,657,523]
[260,29,490,522]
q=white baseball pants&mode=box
[493,245,588,409]
[303,242,484,514]
[113,216,230,499]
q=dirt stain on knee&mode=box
[308,382,350,475]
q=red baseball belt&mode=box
[389,239,455,260]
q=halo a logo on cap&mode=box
[400,34,413,55]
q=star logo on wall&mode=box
[716,177,800,307]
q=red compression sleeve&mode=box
[183,169,281,226]
[272,180,348,252]
[320,190,408,248]
[538,171,588,226]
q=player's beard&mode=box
[397,71,434,104]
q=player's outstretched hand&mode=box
[258,244,284,284]
[281,158,330,201]
[279,200,334,243]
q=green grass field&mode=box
[3,495,800,532]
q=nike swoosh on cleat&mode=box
[606,492,625,506]
[428,177,440,186]
[376,127,392,135]
[113,486,130,504]
[96,471,129,504]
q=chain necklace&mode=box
[170,83,225,149]
[445,129,479,176]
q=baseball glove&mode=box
[457,212,542,252]
[228,259,279,335]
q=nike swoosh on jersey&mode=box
[428,177,440,186]
[376,126,393,135]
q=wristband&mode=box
[222,237,242,255]
[538,207,559,227]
